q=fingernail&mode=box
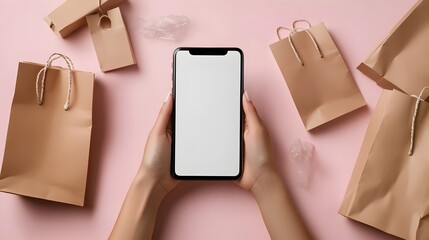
[164,92,171,102]
[244,91,251,101]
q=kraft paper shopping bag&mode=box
[358,0,429,96]
[86,7,136,72]
[44,0,125,38]
[270,21,366,131]
[339,88,429,240]
[0,53,94,206]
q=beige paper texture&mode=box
[357,0,429,96]
[44,0,125,38]
[86,7,136,72]
[270,22,366,131]
[0,61,94,206]
[339,89,429,240]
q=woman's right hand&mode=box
[237,92,312,240]
[236,92,278,194]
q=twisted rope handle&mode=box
[276,20,324,66]
[292,19,312,30]
[98,0,106,16]
[35,53,74,111]
[289,29,323,66]
[276,26,294,40]
[409,86,429,156]
[98,0,111,28]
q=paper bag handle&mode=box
[409,86,429,155]
[97,0,111,28]
[35,53,74,111]
[276,20,323,66]
[292,20,312,30]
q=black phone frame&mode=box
[171,47,244,180]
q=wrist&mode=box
[132,171,168,204]
[109,170,167,240]
[251,170,284,200]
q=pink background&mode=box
[0,0,416,239]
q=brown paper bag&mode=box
[270,21,366,130]
[358,0,429,96]
[339,88,429,239]
[0,53,94,206]
[86,7,136,72]
[44,0,125,38]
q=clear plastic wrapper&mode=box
[140,15,190,41]
[289,138,314,188]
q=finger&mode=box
[153,92,173,132]
[242,91,262,129]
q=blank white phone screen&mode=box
[174,50,241,177]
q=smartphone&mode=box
[172,47,243,180]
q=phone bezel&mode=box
[171,47,244,180]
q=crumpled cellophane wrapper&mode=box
[140,15,190,41]
[289,138,314,188]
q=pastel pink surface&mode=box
[0,0,416,239]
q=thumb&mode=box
[153,92,173,133]
[242,91,262,129]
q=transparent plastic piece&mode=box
[289,138,314,188]
[140,15,190,41]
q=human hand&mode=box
[109,93,178,240]
[236,92,278,194]
[236,92,312,239]
[137,93,178,195]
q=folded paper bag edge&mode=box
[45,0,126,38]
[0,177,85,206]
[359,0,425,70]
[357,62,407,92]
[21,61,95,76]
[304,93,367,131]
[357,0,427,95]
